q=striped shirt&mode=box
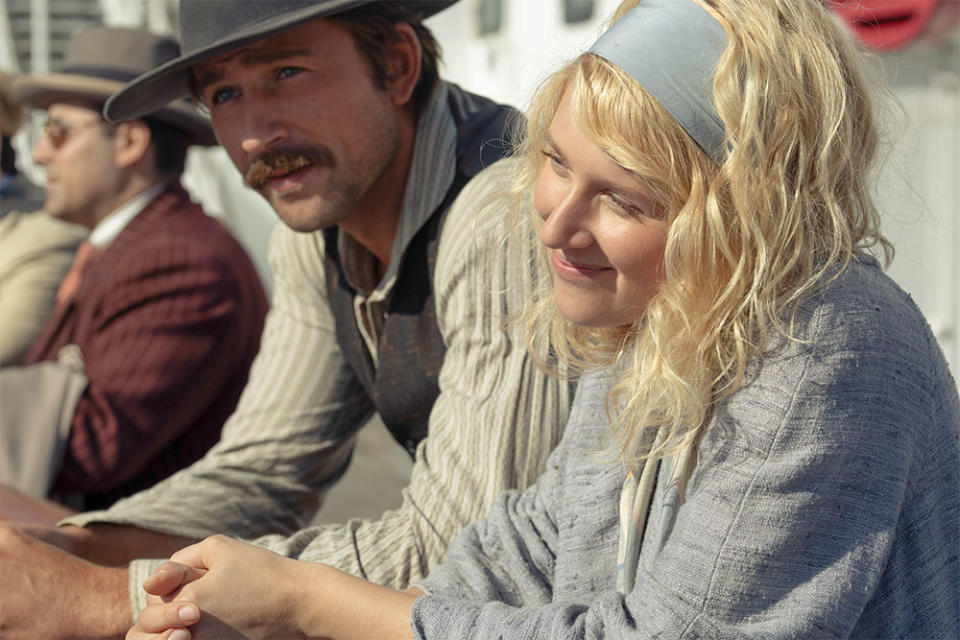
[64,87,574,617]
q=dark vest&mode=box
[323,84,517,457]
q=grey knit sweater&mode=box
[412,257,960,639]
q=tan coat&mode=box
[0,209,86,365]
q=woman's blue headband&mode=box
[588,0,728,162]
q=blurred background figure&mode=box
[2,0,279,292]
[1,69,43,214]
[0,68,86,365]
[0,25,268,513]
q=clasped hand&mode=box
[127,534,321,640]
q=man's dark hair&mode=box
[334,2,442,118]
[1,136,17,175]
[144,118,190,177]
[81,98,189,178]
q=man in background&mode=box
[0,69,87,365]
[0,25,268,511]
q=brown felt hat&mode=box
[15,25,216,145]
[1,71,27,138]
[104,0,460,123]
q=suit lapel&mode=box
[24,184,190,365]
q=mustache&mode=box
[244,146,335,189]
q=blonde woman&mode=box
[129,0,959,637]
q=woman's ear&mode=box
[384,22,422,108]
[112,119,152,169]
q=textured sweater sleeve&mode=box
[413,370,612,607]
[411,263,957,639]
[241,158,574,588]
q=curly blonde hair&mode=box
[517,0,893,469]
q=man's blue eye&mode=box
[277,67,303,80]
[211,87,238,106]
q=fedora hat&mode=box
[1,71,27,138]
[104,0,459,123]
[16,25,216,145]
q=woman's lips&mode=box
[551,251,611,281]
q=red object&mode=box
[54,241,102,308]
[830,0,941,51]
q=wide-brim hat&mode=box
[105,0,460,124]
[15,25,216,145]
[1,71,27,137]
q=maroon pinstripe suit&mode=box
[24,183,268,510]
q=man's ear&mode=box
[113,120,152,168]
[384,22,422,108]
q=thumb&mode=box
[143,560,207,596]
[169,534,232,570]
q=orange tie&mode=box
[55,241,101,307]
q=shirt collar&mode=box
[87,181,166,249]
[338,83,457,296]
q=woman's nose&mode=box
[538,191,594,250]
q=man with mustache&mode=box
[0,1,572,637]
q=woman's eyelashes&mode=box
[606,190,663,220]
[542,148,570,174]
[542,143,660,220]
[607,193,642,216]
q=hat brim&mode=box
[104,0,458,124]
[17,72,217,146]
